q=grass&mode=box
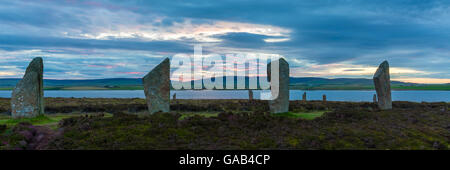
[0,113,113,129]
[273,111,326,120]
[0,115,57,126]
[0,100,448,150]
[178,111,326,120]
[42,104,449,150]
[0,111,325,128]
[179,112,220,120]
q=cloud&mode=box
[392,78,450,84]
[290,61,431,78]
[213,32,271,48]
[0,0,448,82]
[0,35,192,53]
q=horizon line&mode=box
[0,77,449,85]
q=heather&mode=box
[0,98,448,150]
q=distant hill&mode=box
[287,77,420,90]
[0,78,142,88]
[290,77,412,85]
[185,76,416,89]
[0,77,429,91]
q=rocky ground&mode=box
[0,98,448,150]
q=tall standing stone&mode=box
[322,94,327,102]
[143,58,170,114]
[302,92,307,102]
[267,58,289,113]
[373,60,392,110]
[11,57,44,118]
[373,94,377,103]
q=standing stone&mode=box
[248,90,254,100]
[143,58,170,114]
[267,58,289,113]
[373,60,392,110]
[302,92,307,102]
[172,93,177,104]
[322,94,327,102]
[373,94,377,103]
[11,57,44,118]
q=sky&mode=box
[0,0,449,83]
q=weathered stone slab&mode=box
[143,58,170,114]
[373,94,377,103]
[267,58,289,113]
[248,90,253,100]
[302,92,307,102]
[373,60,392,110]
[322,94,327,102]
[11,57,44,118]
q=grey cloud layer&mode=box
[0,0,449,80]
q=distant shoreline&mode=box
[0,87,449,91]
[0,77,448,91]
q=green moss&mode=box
[179,112,219,120]
[1,99,449,150]
[286,137,299,148]
[0,115,54,126]
[0,113,113,129]
[273,111,326,120]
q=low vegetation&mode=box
[0,113,113,129]
[0,115,59,127]
[274,111,326,120]
[0,98,448,150]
